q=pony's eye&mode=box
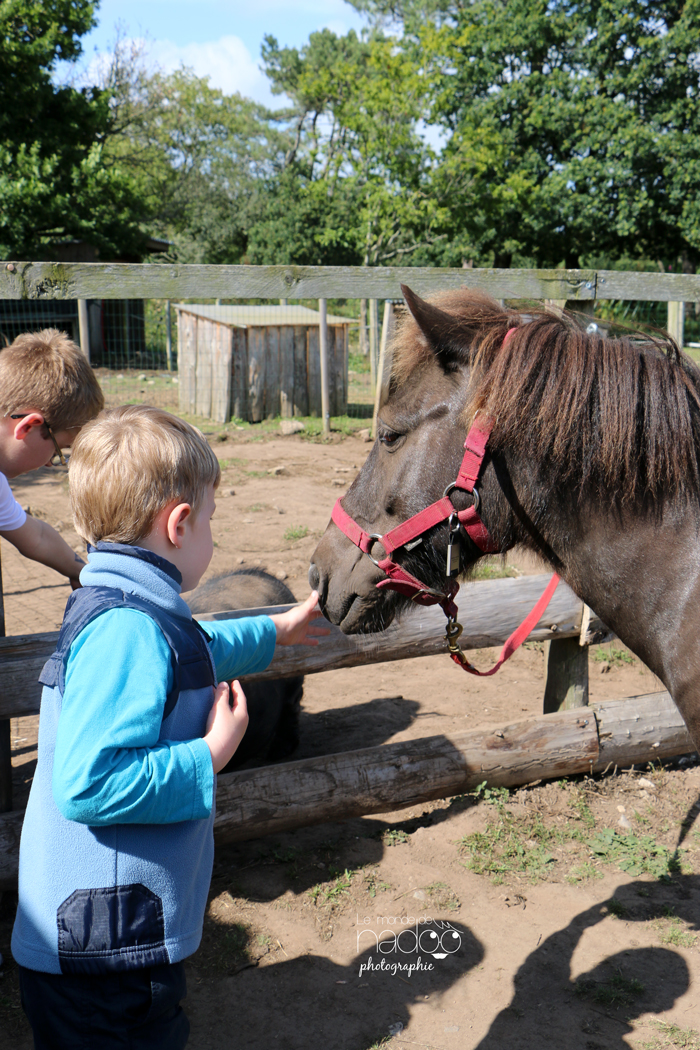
[379,428,403,449]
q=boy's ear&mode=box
[13,412,44,440]
[165,502,192,548]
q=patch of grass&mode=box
[587,828,684,879]
[382,829,409,847]
[470,558,521,581]
[284,524,310,542]
[363,871,391,898]
[425,881,460,912]
[309,868,355,905]
[654,913,698,948]
[607,897,628,918]
[575,972,645,1008]
[591,641,636,666]
[566,861,604,883]
[639,1020,700,1049]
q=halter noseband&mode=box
[331,412,500,623]
[330,329,561,675]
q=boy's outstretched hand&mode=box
[270,590,330,646]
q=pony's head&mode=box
[310,285,699,633]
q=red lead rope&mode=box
[446,572,561,675]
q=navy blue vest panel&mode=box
[57,884,170,975]
[39,586,215,720]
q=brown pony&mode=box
[309,286,700,749]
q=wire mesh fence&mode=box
[1,291,697,427]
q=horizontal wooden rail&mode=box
[0,575,602,720]
[2,262,700,302]
[0,691,691,886]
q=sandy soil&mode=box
[1,426,699,1050]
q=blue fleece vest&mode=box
[12,546,218,975]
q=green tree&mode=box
[254,28,449,267]
[0,0,148,258]
[99,48,288,263]
[350,0,700,271]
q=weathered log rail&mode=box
[2,261,700,302]
[0,690,691,887]
[0,575,602,719]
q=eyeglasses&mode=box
[9,414,68,467]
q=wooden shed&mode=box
[175,304,352,423]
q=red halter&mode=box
[330,330,561,674]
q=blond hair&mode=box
[69,405,221,545]
[0,329,104,430]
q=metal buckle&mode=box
[444,617,469,665]
[367,533,385,567]
[443,482,480,512]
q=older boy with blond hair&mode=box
[12,405,325,1049]
[0,328,104,585]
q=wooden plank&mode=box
[194,318,214,418]
[247,327,266,423]
[230,327,248,422]
[591,690,693,770]
[597,271,700,302]
[2,692,694,882]
[177,311,197,415]
[0,262,601,302]
[307,325,321,417]
[212,707,598,845]
[292,326,308,417]
[0,575,602,720]
[210,323,233,424]
[279,327,295,419]
[0,707,598,883]
[543,637,589,712]
[264,327,281,419]
[5,262,700,303]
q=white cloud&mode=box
[150,35,280,106]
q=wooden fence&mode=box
[0,574,694,886]
[0,262,697,884]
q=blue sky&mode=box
[73,0,369,107]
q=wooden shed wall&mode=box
[178,313,348,423]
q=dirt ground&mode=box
[1,424,700,1050]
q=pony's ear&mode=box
[401,284,467,366]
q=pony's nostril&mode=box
[308,563,321,593]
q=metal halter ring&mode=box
[367,533,385,567]
[443,482,480,513]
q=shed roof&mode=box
[174,304,354,327]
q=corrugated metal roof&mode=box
[174,304,354,327]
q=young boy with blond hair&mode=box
[12,405,325,1049]
[0,328,104,585]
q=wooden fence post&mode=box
[165,300,173,371]
[543,637,589,712]
[319,299,330,437]
[77,299,90,361]
[372,301,395,439]
[369,299,379,394]
[668,301,685,347]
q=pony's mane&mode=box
[391,290,700,504]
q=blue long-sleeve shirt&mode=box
[53,608,275,826]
